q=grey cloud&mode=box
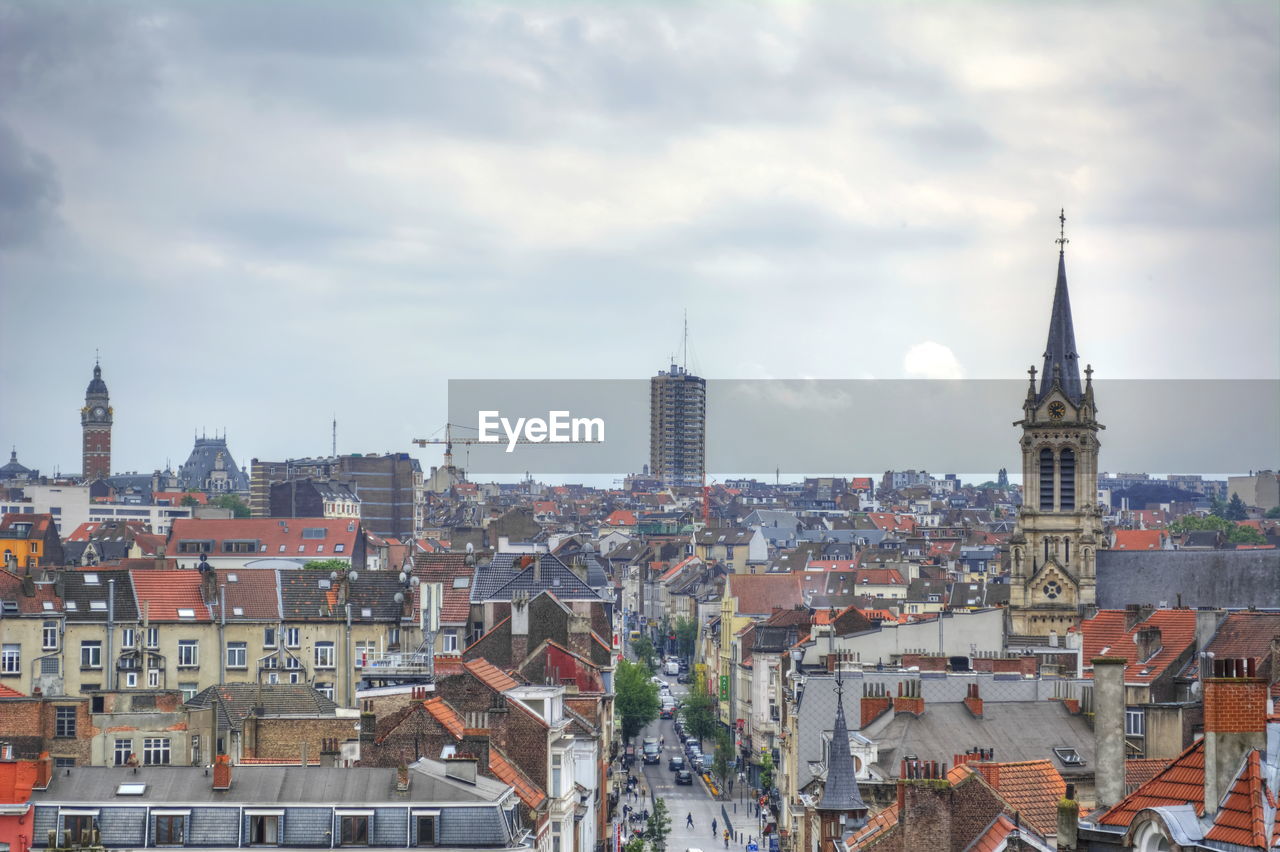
[0,121,61,247]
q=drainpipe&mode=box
[219,586,227,684]
[107,579,115,691]
[344,603,353,707]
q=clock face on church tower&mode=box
[92,406,106,418]
[1048,400,1066,420]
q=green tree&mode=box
[213,493,251,518]
[681,672,718,749]
[758,750,775,794]
[181,495,199,507]
[713,728,732,781]
[632,635,657,672]
[645,798,671,852]
[1224,493,1249,521]
[1265,506,1280,519]
[673,616,698,660]
[303,558,351,572]
[1170,514,1232,534]
[1208,496,1227,518]
[616,659,660,742]
[1227,524,1266,546]
[623,837,649,852]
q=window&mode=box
[64,814,95,843]
[155,815,185,845]
[1,643,19,674]
[340,815,369,846]
[146,628,159,649]
[416,816,437,846]
[552,821,562,852]
[172,639,197,667]
[148,669,161,688]
[226,643,247,669]
[551,753,563,797]
[263,627,277,649]
[285,655,301,670]
[114,738,133,766]
[1126,708,1145,737]
[121,627,136,649]
[315,642,335,668]
[55,706,77,737]
[442,633,458,653]
[388,627,401,649]
[249,814,279,846]
[335,543,345,553]
[180,682,198,701]
[284,628,300,648]
[355,641,374,668]
[43,620,58,650]
[144,737,171,765]
[81,641,102,669]
[316,681,334,699]
[1060,448,1076,510]
[1038,448,1054,510]
[124,671,138,688]
[191,735,201,766]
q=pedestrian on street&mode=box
[687,813,694,828]
[723,830,730,848]
[711,819,717,838]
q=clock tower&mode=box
[81,359,113,481]
[1008,213,1104,639]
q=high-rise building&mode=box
[1008,215,1105,639]
[250,453,423,539]
[81,360,112,481]
[649,363,706,489]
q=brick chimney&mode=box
[1134,626,1162,663]
[962,683,984,719]
[1202,657,1268,817]
[859,683,892,729]
[396,763,410,792]
[1093,656,1127,809]
[213,754,232,790]
[34,751,52,790]
[893,680,924,717]
[511,592,530,663]
[1056,783,1079,851]
[444,755,478,785]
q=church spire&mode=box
[1038,210,1082,404]
[817,631,868,834]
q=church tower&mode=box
[81,359,113,481]
[1008,213,1104,639]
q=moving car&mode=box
[659,706,673,719]
[675,769,694,785]
[668,755,685,771]
[664,659,680,676]
[642,737,661,765]
[677,672,691,684]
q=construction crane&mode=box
[411,422,601,474]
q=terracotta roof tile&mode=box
[848,802,898,849]
[1205,611,1280,664]
[1098,740,1205,826]
[1204,750,1268,848]
[212,568,281,620]
[412,552,473,624]
[488,746,546,809]
[1111,530,1167,550]
[971,760,1065,837]
[1081,609,1198,684]
[168,517,361,558]
[726,573,805,617]
[129,570,213,621]
[1124,758,1167,792]
[464,658,519,693]
[0,683,25,698]
[423,697,466,740]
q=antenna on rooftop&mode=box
[682,309,688,372]
[332,415,337,457]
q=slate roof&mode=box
[694,528,756,546]
[129,570,213,621]
[1080,609,1197,684]
[186,683,338,732]
[817,691,867,815]
[1038,248,1083,404]
[278,571,406,622]
[479,553,601,602]
[1097,550,1280,609]
[60,569,138,621]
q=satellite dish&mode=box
[466,542,475,553]
[394,592,405,603]
[348,570,358,583]
[330,571,339,581]
[399,572,408,583]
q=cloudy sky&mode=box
[1,1,1276,478]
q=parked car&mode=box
[677,672,691,684]
[659,706,673,719]
[675,769,694,785]
[668,755,685,771]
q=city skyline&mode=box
[1,2,1277,475]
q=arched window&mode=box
[1064,538,1071,563]
[1038,448,1054,510]
[1060,448,1076,510]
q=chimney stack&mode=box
[1202,657,1267,817]
[1056,783,1079,851]
[213,754,232,790]
[444,755,478,785]
[1093,657,1126,809]
[1134,626,1162,663]
[34,751,52,790]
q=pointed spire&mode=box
[817,683,868,825]
[1038,212,1082,404]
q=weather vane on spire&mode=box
[1056,208,1069,253]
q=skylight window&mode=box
[116,783,147,796]
[361,608,372,618]
[90,601,107,611]
[228,574,238,583]
[84,573,99,584]
[43,601,54,611]
[1053,747,1084,767]
[65,601,77,610]
[453,577,470,588]
[233,607,244,616]
[318,579,331,590]
[177,608,196,619]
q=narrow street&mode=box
[617,674,765,852]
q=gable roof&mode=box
[464,658,519,693]
[1203,749,1269,848]
[412,552,474,624]
[1097,739,1206,826]
[128,570,213,621]
[969,760,1066,837]
[488,745,546,809]
[60,569,138,621]
[186,683,338,732]
[423,696,466,740]
[211,568,281,620]
[1112,529,1167,550]
[1081,609,1198,684]
[168,517,361,558]
[726,572,805,617]
[482,553,600,602]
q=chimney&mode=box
[396,763,410,792]
[1123,604,1142,631]
[1093,657,1126,809]
[1056,784,1079,851]
[1134,626,1162,663]
[213,754,232,790]
[893,680,924,717]
[360,711,376,745]
[860,683,892,729]
[1195,608,1222,681]
[34,751,52,790]
[321,737,340,767]
[511,593,530,663]
[962,683,984,719]
[444,755,478,785]
[1202,657,1267,817]
[299,741,308,770]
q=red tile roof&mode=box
[153,491,209,506]
[168,517,360,558]
[867,513,916,533]
[603,510,638,526]
[1125,758,1167,792]
[1204,749,1269,848]
[726,573,805,617]
[1081,609,1198,684]
[967,814,1046,852]
[849,477,874,491]
[970,760,1065,837]
[464,658,519,693]
[211,568,281,620]
[1205,611,1280,664]
[129,570,213,621]
[423,697,466,740]
[488,745,546,809]
[0,683,26,698]
[413,553,474,624]
[1098,740,1205,826]
[1112,530,1167,550]
[848,802,898,849]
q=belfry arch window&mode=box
[1038,448,1054,510]
[1060,448,1076,510]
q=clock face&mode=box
[1047,400,1066,420]
[92,406,105,418]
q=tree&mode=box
[645,797,671,852]
[616,659,660,742]
[1227,524,1266,546]
[1224,493,1249,521]
[1208,496,1227,518]
[303,558,351,572]
[681,672,718,748]
[1265,505,1280,519]
[758,750,775,794]
[632,635,657,673]
[713,728,732,781]
[213,494,251,518]
[623,837,649,852]
[673,616,698,660]
[180,495,199,507]
[1170,514,1232,535]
